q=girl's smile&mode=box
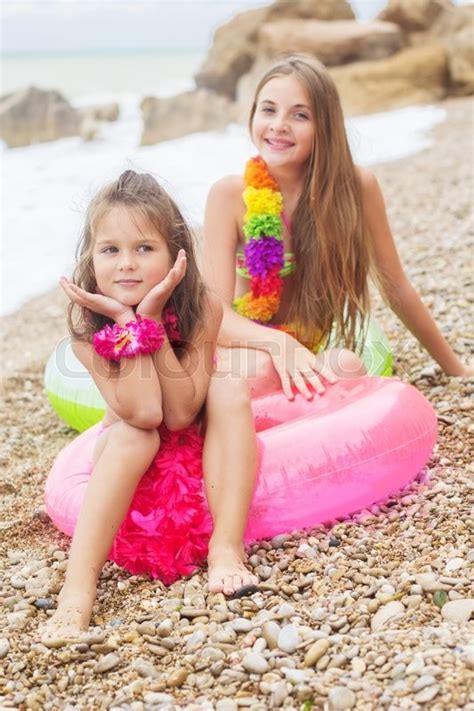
[93,205,172,306]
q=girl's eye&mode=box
[138,244,153,252]
[295,112,309,120]
[102,246,117,254]
[261,106,274,114]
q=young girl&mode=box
[42,170,228,640]
[201,55,473,594]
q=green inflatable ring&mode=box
[44,317,393,433]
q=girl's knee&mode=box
[207,373,252,413]
[107,420,160,451]
[328,348,367,377]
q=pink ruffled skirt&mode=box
[45,422,213,585]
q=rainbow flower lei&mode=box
[233,156,284,323]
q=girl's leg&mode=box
[317,347,367,378]
[203,359,259,596]
[42,421,160,640]
[202,346,365,597]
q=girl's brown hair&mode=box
[249,55,375,352]
[68,170,206,349]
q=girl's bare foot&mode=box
[207,540,258,596]
[39,589,95,647]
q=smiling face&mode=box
[251,73,315,171]
[92,204,172,307]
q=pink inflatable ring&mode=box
[45,376,437,577]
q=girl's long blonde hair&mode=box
[249,55,375,351]
[68,170,206,348]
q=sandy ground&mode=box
[0,96,472,710]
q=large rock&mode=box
[431,4,474,93]
[140,89,235,145]
[80,102,120,122]
[266,0,354,21]
[258,20,404,65]
[195,0,355,99]
[330,44,449,115]
[0,86,80,148]
[378,0,451,32]
[194,7,268,99]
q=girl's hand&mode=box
[136,250,187,321]
[270,333,338,400]
[59,277,133,324]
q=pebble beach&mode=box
[0,96,473,710]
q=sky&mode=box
[0,0,430,55]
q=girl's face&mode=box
[92,205,172,306]
[251,73,315,171]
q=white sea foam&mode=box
[1,101,446,316]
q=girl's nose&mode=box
[118,250,137,270]
[270,113,288,133]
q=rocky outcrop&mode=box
[194,7,268,100]
[140,89,235,145]
[258,20,404,65]
[378,0,451,32]
[0,86,80,148]
[330,45,449,115]
[80,102,120,122]
[195,0,355,99]
[265,0,354,21]
[431,4,474,94]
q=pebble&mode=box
[33,597,54,610]
[167,667,188,688]
[282,667,312,684]
[262,621,280,650]
[304,638,330,666]
[277,602,295,618]
[441,598,474,623]
[0,638,10,658]
[231,618,253,633]
[94,653,121,674]
[413,674,437,691]
[414,684,440,704]
[445,557,465,572]
[186,629,207,653]
[277,623,300,653]
[242,652,269,675]
[296,542,318,559]
[143,692,173,705]
[415,573,449,592]
[216,701,238,711]
[328,686,356,709]
[157,620,173,637]
[351,658,366,676]
[271,534,290,549]
[371,601,405,631]
[132,660,158,679]
[406,654,425,675]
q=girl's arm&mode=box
[60,280,163,429]
[73,334,163,431]
[135,250,223,430]
[203,177,286,352]
[360,168,471,376]
[150,292,223,431]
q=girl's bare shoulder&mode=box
[355,165,379,195]
[208,174,245,204]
